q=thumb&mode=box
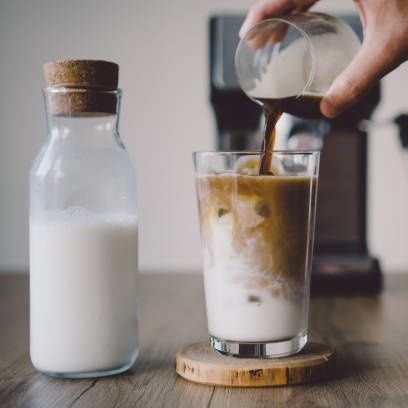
[320,40,398,118]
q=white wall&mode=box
[0,0,408,274]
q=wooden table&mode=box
[1,273,408,407]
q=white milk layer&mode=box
[30,209,139,374]
[247,32,359,99]
[203,216,307,342]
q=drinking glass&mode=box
[235,12,360,103]
[194,151,319,357]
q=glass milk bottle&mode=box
[29,60,139,378]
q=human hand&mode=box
[240,0,408,118]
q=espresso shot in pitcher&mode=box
[235,12,361,168]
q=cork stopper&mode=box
[43,59,119,116]
[44,60,118,89]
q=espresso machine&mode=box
[209,13,382,294]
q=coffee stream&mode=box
[259,102,282,175]
[257,95,322,175]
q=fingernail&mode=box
[239,21,249,39]
[320,97,338,118]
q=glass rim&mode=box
[43,87,122,95]
[193,150,320,156]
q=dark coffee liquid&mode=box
[256,95,322,174]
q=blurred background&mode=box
[1,0,408,275]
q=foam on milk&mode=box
[30,208,138,374]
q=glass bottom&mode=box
[37,349,139,379]
[210,331,307,358]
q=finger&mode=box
[291,3,313,14]
[239,0,293,38]
[245,23,279,49]
[353,0,367,31]
[268,22,288,44]
[239,0,319,38]
[320,41,401,118]
[245,21,288,50]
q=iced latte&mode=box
[194,153,319,357]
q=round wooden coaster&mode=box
[176,342,335,387]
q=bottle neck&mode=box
[43,87,122,146]
[46,115,119,141]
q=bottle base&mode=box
[36,349,139,379]
[210,331,307,358]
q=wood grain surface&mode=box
[176,342,334,387]
[1,273,408,407]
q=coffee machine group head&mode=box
[209,13,382,293]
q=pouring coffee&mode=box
[235,12,361,173]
